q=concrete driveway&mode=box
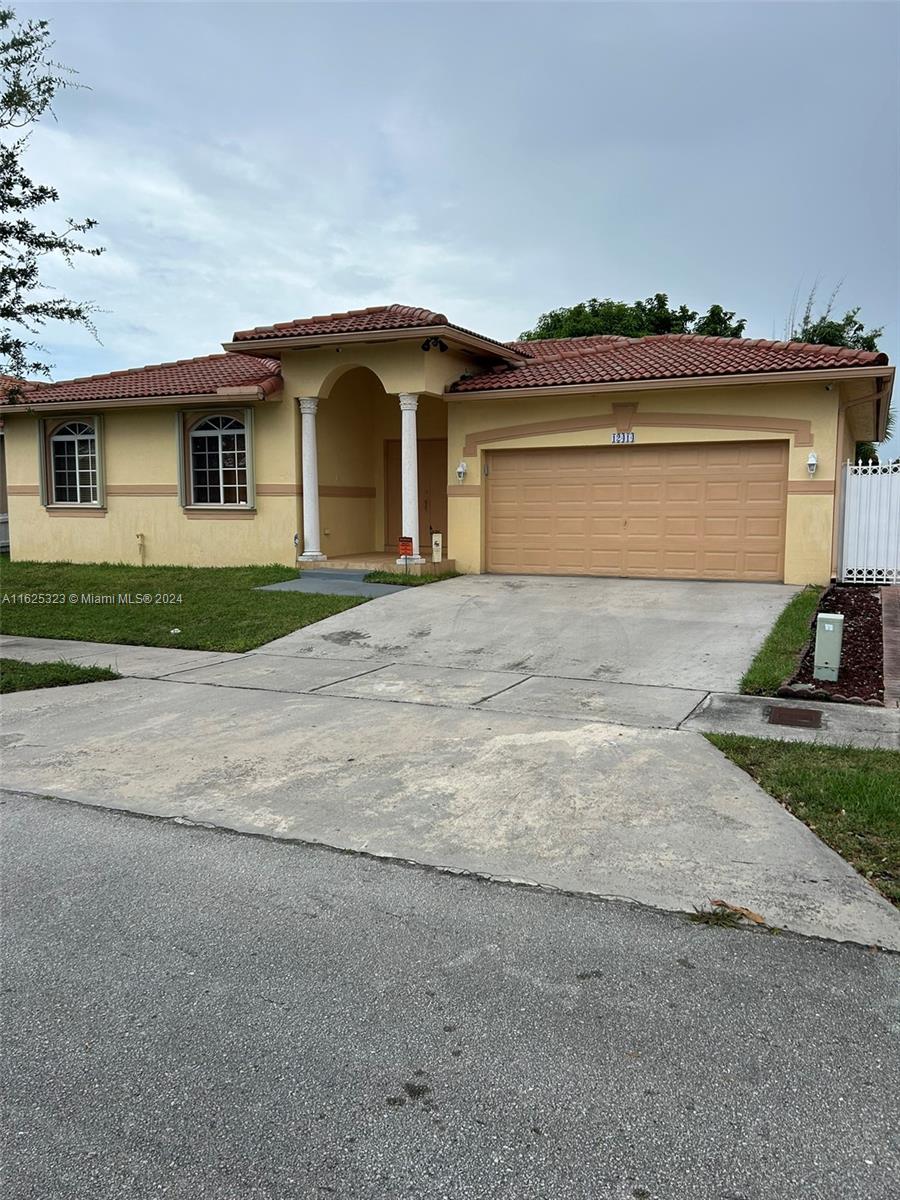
[257,575,797,692]
[3,576,898,948]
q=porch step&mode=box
[299,556,456,577]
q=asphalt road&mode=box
[2,792,898,1200]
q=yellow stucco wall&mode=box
[447,378,843,585]
[2,338,850,585]
[4,398,300,567]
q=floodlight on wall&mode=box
[456,460,468,483]
[807,451,818,477]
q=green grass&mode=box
[364,570,461,587]
[740,585,823,695]
[708,734,900,905]
[0,657,119,694]
[0,561,364,653]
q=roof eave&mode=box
[1,382,283,414]
[446,364,894,401]
[875,366,896,442]
[223,325,528,365]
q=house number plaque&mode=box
[611,432,635,444]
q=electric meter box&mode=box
[813,612,843,683]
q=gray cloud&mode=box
[21,1,900,454]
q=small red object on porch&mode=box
[398,536,414,557]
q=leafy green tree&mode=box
[0,6,102,396]
[790,282,883,353]
[788,283,890,461]
[519,293,747,342]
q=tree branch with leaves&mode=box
[786,281,891,461]
[0,6,102,397]
[519,293,747,342]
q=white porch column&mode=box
[397,392,425,564]
[298,397,326,561]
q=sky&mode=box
[17,0,900,456]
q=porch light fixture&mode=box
[807,452,818,477]
[456,460,468,483]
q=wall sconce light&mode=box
[807,451,818,477]
[456,460,468,483]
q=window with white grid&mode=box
[50,421,98,504]
[189,415,248,505]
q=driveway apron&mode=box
[2,575,898,951]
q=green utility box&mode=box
[813,612,844,683]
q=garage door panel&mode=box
[626,517,664,537]
[705,481,743,502]
[590,485,626,503]
[485,441,787,581]
[746,517,782,538]
[626,482,665,503]
[746,481,785,502]
[703,516,740,538]
[665,482,703,503]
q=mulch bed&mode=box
[778,584,885,706]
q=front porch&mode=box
[293,363,453,569]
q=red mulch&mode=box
[780,585,884,706]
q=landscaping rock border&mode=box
[778,583,885,707]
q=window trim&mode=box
[39,415,106,509]
[177,408,255,511]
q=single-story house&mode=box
[0,303,893,584]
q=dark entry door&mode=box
[385,439,448,551]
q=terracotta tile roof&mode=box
[451,333,890,392]
[232,303,448,341]
[1,353,282,406]
[504,335,630,359]
[230,303,526,357]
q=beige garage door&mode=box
[485,441,788,581]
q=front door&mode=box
[385,438,448,552]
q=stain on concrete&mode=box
[321,630,370,646]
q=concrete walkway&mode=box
[0,634,239,678]
[685,691,899,749]
[258,569,408,599]
[4,632,897,747]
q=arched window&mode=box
[190,415,248,505]
[50,421,98,504]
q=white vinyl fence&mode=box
[839,459,900,584]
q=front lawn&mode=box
[708,734,900,905]
[1,658,119,694]
[740,586,823,695]
[0,561,364,653]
